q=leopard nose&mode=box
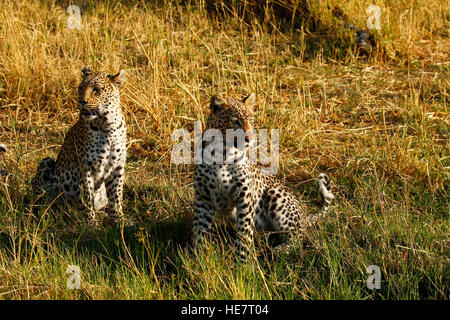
[245,130,254,143]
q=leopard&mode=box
[32,66,127,224]
[0,144,7,177]
[192,93,335,262]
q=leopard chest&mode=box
[84,127,126,179]
[206,163,252,213]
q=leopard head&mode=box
[77,66,125,121]
[206,93,256,144]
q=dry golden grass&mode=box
[0,0,448,299]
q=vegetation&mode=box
[0,0,448,299]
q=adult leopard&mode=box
[32,66,127,224]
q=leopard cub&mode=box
[192,94,334,261]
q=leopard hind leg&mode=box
[32,157,57,197]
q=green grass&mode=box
[0,0,448,299]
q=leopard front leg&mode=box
[235,190,256,262]
[81,171,97,224]
[192,193,215,252]
[104,165,125,222]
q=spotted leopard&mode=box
[32,66,127,223]
[192,93,334,261]
[0,144,7,177]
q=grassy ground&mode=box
[0,0,448,299]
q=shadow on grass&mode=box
[46,0,377,61]
[0,180,193,282]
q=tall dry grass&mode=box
[0,0,448,299]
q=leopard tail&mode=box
[306,173,334,227]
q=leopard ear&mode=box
[210,95,225,113]
[109,70,126,87]
[242,93,256,105]
[242,93,256,113]
[81,66,92,77]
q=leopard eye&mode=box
[92,87,100,94]
[231,118,241,126]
